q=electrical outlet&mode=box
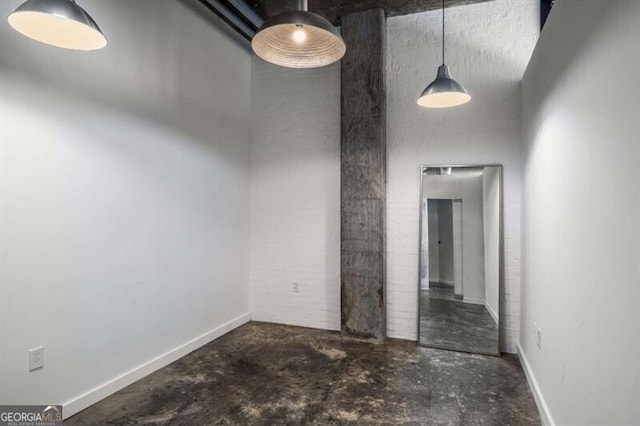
[29,346,44,371]
[292,282,300,293]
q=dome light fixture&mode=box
[251,0,346,69]
[8,0,107,51]
[417,0,471,108]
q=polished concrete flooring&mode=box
[420,285,499,355]
[425,282,463,301]
[66,322,539,425]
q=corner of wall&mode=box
[62,313,250,419]
[517,344,555,426]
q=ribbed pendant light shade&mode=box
[8,0,107,51]
[251,1,345,69]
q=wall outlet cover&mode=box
[29,346,44,371]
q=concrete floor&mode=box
[425,282,463,301]
[420,286,499,355]
[66,322,540,425]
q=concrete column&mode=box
[340,8,386,342]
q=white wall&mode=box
[0,0,251,417]
[249,58,341,331]
[423,171,486,303]
[427,199,440,282]
[419,199,429,289]
[452,200,463,297]
[386,0,539,350]
[437,200,454,285]
[520,0,640,424]
[482,167,500,323]
[249,0,539,348]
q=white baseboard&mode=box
[485,302,499,325]
[463,297,485,305]
[63,312,251,419]
[517,344,555,426]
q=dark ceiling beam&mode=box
[227,0,265,27]
[540,0,555,30]
[198,0,262,40]
[250,0,493,25]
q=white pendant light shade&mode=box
[8,0,107,51]
[417,64,471,108]
[251,2,345,69]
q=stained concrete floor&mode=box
[425,282,462,301]
[66,322,540,425]
[420,287,499,355]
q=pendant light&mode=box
[417,0,470,108]
[8,0,107,51]
[251,0,346,69]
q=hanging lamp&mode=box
[251,0,346,69]
[8,0,107,51]
[417,0,470,108]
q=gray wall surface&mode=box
[0,0,251,416]
[427,199,440,282]
[437,200,454,286]
[482,167,500,323]
[521,0,640,423]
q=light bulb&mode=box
[293,27,306,43]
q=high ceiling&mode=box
[250,0,493,25]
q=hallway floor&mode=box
[66,322,540,425]
[420,287,499,355]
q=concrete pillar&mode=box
[340,8,386,342]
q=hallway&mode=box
[420,286,499,355]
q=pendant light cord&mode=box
[442,0,445,65]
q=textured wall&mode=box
[386,0,539,351]
[249,58,341,331]
[521,0,640,423]
[340,9,387,342]
[249,0,538,349]
[0,0,251,414]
